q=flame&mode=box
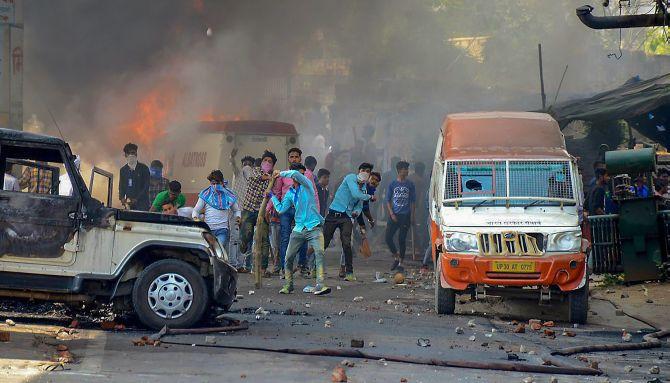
[119,85,177,152]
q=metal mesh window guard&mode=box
[444,160,574,205]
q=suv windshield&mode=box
[443,160,575,207]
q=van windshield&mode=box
[443,160,575,207]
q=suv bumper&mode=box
[439,252,586,292]
[211,257,238,307]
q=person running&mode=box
[192,171,241,266]
[323,163,374,281]
[386,160,415,271]
[270,163,330,296]
[339,171,380,277]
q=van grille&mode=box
[477,232,543,256]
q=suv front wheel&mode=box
[132,259,210,330]
[434,257,456,315]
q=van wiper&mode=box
[472,199,494,210]
[523,200,543,209]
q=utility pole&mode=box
[538,43,546,110]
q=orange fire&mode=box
[119,85,178,152]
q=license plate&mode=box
[491,261,536,273]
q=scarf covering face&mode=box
[199,183,237,210]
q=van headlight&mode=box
[546,231,581,253]
[444,232,478,253]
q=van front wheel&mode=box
[568,278,589,324]
[434,259,456,315]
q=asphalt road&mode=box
[0,251,667,383]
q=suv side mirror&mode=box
[89,167,114,207]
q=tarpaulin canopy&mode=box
[548,73,670,126]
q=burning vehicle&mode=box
[0,128,237,329]
[171,120,298,204]
[429,112,589,323]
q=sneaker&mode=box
[344,273,357,282]
[279,273,285,280]
[338,266,346,278]
[302,285,315,293]
[313,285,332,296]
[390,260,400,271]
[279,284,294,294]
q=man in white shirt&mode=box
[3,164,19,191]
[59,155,81,197]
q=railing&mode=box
[588,214,622,274]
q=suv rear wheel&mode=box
[132,259,209,330]
[434,257,456,315]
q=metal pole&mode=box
[538,44,546,110]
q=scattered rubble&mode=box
[589,361,599,370]
[522,376,534,383]
[455,327,464,334]
[649,365,660,374]
[468,335,476,341]
[5,319,15,326]
[543,329,556,338]
[519,345,527,353]
[513,324,526,333]
[351,339,364,348]
[467,319,476,327]
[324,320,333,328]
[132,336,161,347]
[562,330,576,337]
[378,319,384,324]
[340,359,355,367]
[100,320,116,331]
[542,321,554,327]
[393,273,405,284]
[621,330,632,342]
[549,377,558,383]
[530,323,542,331]
[205,336,217,344]
[248,290,255,295]
[417,338,431,347]
[623,365,634,373]
[68,320,80,329]
[331,366,347,382]
[353,296,364,302]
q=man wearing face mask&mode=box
[119,143,151,211]
[148,160,170,204]
[238,150,277,274]
[323,162,374,282]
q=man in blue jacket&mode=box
[323,163,374,281]
[270,163,330,296]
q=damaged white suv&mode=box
[0,128,237,329]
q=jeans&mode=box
[240,210,270,270]
[284,227,325,288]
[212,227,232,265]
[269,222,281,271]
[280,209,307,270]
[323,211,354,273]
[386,213,411,260]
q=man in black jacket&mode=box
[119,143,151,211]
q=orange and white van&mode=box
[428,112,588,323]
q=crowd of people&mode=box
[114,141,428,296]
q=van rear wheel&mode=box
[434,259,456,315]
[132,259,209,330]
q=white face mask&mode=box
[126,155,138,168]
[357,172,370,183]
